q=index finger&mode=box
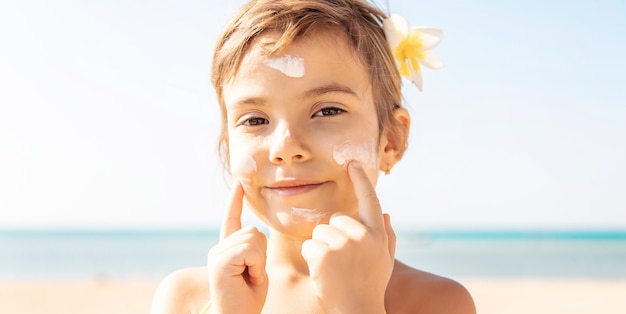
[220,180,244,240]
[347,160,384,230]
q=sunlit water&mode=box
[1,229,625,280]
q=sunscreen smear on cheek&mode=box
[263,54,305,78]
[230,152,257,185]
[332,139,377,169]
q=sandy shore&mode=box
[0,278,160,314]
[464,278,626,314]
[1,278,625,313]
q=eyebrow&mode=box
[229,83,359,109]
[229,95,267,109]
[302,83,358,99]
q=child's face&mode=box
[223,31,386,236]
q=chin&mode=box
[272,207,332,236]
[245,193,359,234]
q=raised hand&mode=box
[301,161,397,313]
[207,181,268,314]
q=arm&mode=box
[386,263,476,314]
[150,267,208,314]
[151,181,268,314]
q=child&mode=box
[152,0,475,313]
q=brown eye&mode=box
[313,107,345,117]
[243,117,269,126]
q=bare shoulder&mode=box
[150,266,210,314]
[386,261,476,314]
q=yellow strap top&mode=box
[199,301,211,314]
[199,301,386,314]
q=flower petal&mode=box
[383,14,409,49]
[411,27,443,50]
[407,62,423,91]
[419,50,444,69]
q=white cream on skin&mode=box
[263,54,305,78]
[332,139,377,169]
[230,152,257,185]
[289,207,326,223]
[231,138,378,230]
[271,124,291,144]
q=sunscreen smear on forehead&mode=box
[263,54,305,78]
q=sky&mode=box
[1,0,625,230]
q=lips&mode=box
[266,180,326,196]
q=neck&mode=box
[266,228,311,277]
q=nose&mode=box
[268,122,311,165]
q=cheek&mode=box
[332,139,377,169]
[230,147,261,213]
[331,138,380,184]
[229,147,258,184]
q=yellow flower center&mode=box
[393,32,425,77]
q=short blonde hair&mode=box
[212,0,408,170]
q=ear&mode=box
[379,108,411,173]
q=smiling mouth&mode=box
[266,182,326,196]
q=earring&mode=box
[384,164,391,175]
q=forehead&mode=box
[223,30,372,106]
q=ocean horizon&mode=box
[2,228,625,281]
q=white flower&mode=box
[383,14,444,91]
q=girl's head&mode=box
[211,0,411,235]
[212,0,408,170]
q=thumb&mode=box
[383,213,396,259]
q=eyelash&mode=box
[238,106,345,127]
[312,106,345,117]
[241,117,269,126]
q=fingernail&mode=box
[351,160,362,169]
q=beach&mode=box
[2,230,625,313]
[465,278,626,314]
[0,279,160,314]
[1,278,625,313]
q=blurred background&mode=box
[1,0,625,313]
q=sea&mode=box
[1,229,625,281]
